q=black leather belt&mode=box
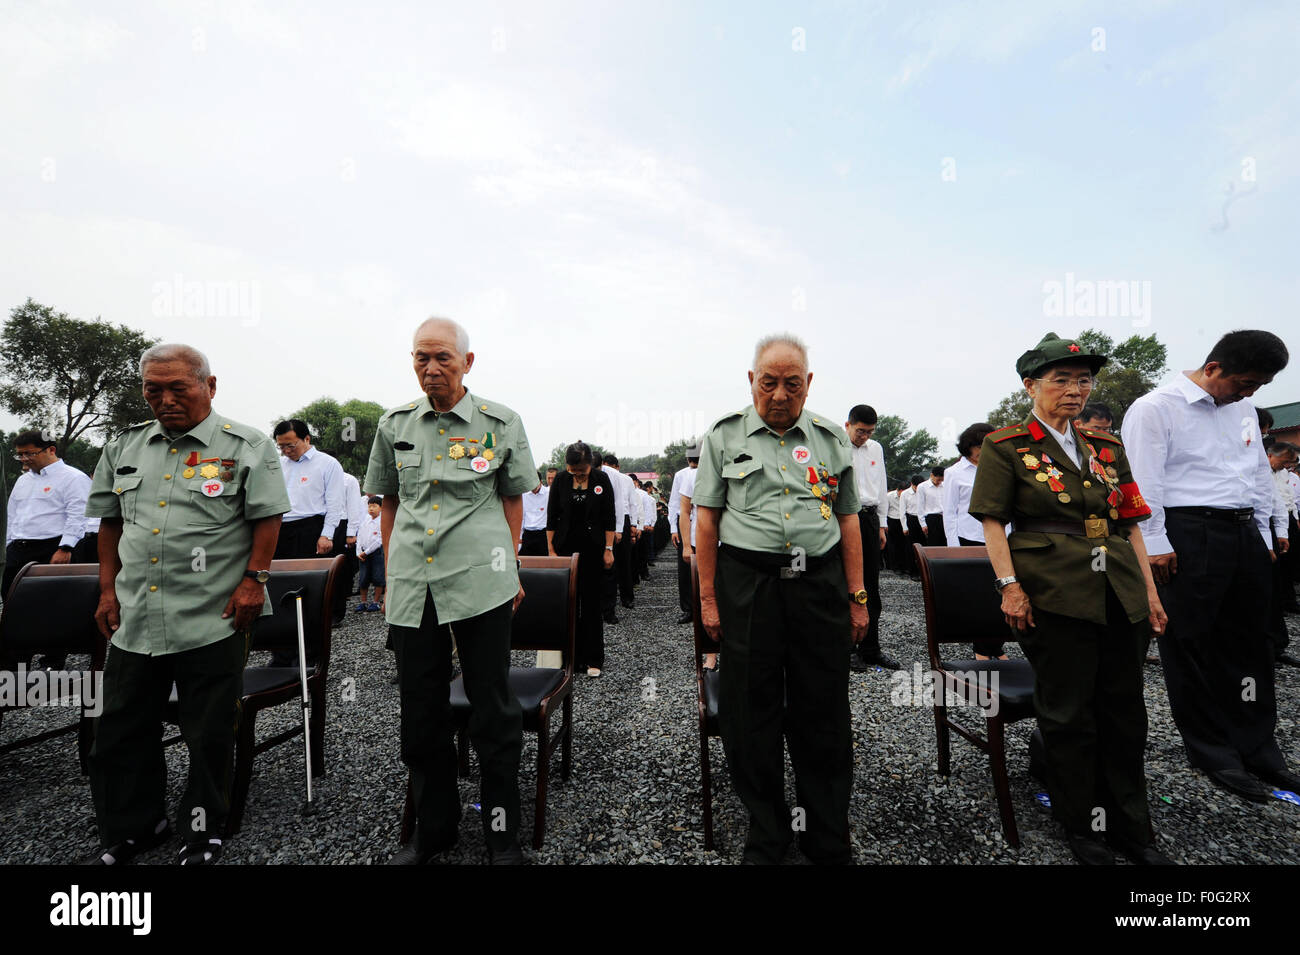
[1165,506,1254,523]
[720,543,839,578]
[1016,518,1111,540]
[859,505,878,515]
[8,537,60,548]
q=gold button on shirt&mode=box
[85,410,290,655]
[363,391,538,627]
[691,405,860,556]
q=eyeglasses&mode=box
[12,450,46,460]
[1036,375,1094,390]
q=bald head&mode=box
[413,317,469,354]
[139,343,211,381]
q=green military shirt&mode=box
[968,416,1153,625]
[85,410,290,655]
[691,405,860,557]
[363,390,537,627]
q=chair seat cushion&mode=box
[450,667,565,716]
[939,659,1035,722]
[165,666,316,708]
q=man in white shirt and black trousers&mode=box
[669,446,700,624]
[1126,329,1300,802]
[845,405,898,670]
[916,466,945,545]
[272,418,348,640]
[520,480,550,556]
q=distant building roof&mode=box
[1263,401,1300,432]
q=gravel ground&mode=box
[2,555,1298,865]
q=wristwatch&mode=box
[605,545,614,551]
[849,589,869,605]
[993,575,1018,593]
[244,569,271,584]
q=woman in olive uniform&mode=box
[968,333,1172,865]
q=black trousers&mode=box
[557,546,604,669]
[390,594,522,851]
[921,513,945,547]
[519,529,548,557]
[1157,511,1284,773]
[716,546,852,864]
[853,508,884,658]
[91,630,248,847]
[886,518,906,572]
[1268,528,1292,657]
[1020,585,1151,844]
[72,532,99,565]
[3,536,60,600]
[604,517,633,611]
[274,514,325,559]
[675,541,692,613]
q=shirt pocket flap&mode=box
[721,461,761,481]
[395,453,421,471]
[112,475,143,494]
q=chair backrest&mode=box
[914,545,1014,666]
[0,563,105,666]
[249,557,343,677]
[510,555,577,669]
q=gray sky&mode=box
[3,1,1296,464]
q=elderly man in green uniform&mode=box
[366,317,537,865]
[969,332,1171,865]
[85,343,289,865]
[694,334,869,864]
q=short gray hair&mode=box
[752,333,808,372]
[139,343,211,380]
[413,317,470,354]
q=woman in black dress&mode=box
[547,442,616,677]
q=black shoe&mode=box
[488,842,525,865]
[331,612,345,627]
[1275,653,1300,668]
[856,651,901,671]
[1250,767,1300,793]
[388,834,458,865]
[620,599,635,610]
[604,613,618,625]
[1067,834,1114,865]
[676,612,693,625]
[178,838,223,865]
[849,655,877,672]
[1206,768,1270,802]
[1108,835,1176,865]
[86,820,172,865]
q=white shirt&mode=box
[356,512,383,556]
[900,485,918,517]
[1033,413,1083,469]
[943,456,983,545]
[1271,471,1289,540]
[601,465,634,530]
[7,459,92,547]
[1124,373,1275,555]
[670,465,698,547]
[642,488,660,527]
[1288,470,1300,519]
[849,439,890,527]
[522,485,550,531]
[281,446,347,539]
[343,473,363,537]
[886,488,904,521]
[916,479,944,518]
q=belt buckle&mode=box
[1085,518,1108,539]
[779,567,801,580]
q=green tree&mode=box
[986,329,1167,431]
[874,415,939,485]
[654,436,700,485]
[277,397,386,477]
[0,299,157,454]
